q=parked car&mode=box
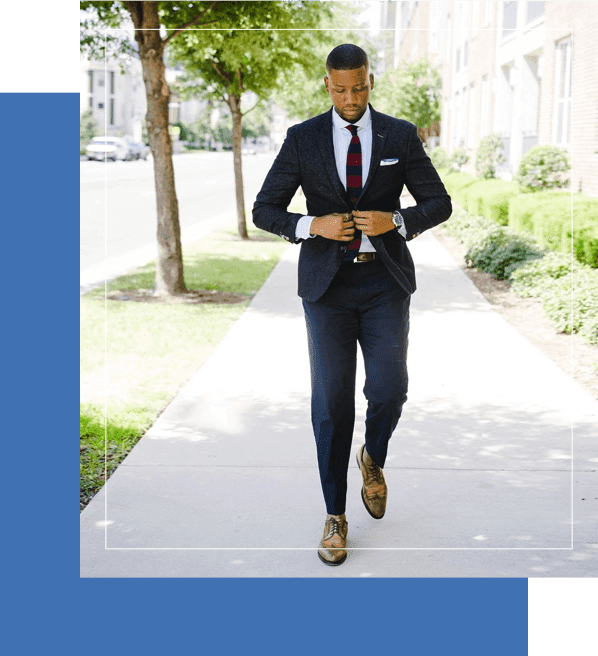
[86,136,132,161]
[125,138,150,160]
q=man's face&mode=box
[324,66,374,123]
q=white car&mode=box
[86,136,132,161]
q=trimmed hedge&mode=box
[440,169,598,269]
[440,170,478,207]
[508,192,598,268]
[464,179,519,226]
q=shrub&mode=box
[451,147,470,171]
[540,269,598,340]
[465,231,544,280]
[441,171,478,206]
[510,252,574,298]
[442,205,499,247]
[508,191,567,234]
[508,192,598,268]
[430,146,449,170]
[475,133,504,179]
[463,179,519,225]
[509,252,598,345]
[515,144,570,192]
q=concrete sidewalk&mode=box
[80,231,598,577]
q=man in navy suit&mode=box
[253,44,451,565]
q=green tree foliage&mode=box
[80,2,334,287]
[242,103,272,139]
[80,109,97,145]
[273,3,368,120]
[167,1,334,238]
[374,58,441,138]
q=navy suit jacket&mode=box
[253,105,452,302]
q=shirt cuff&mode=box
[397,223,407,239]
[296,215,316,240]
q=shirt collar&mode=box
[332,105,371,132]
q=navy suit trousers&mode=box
[302,258,410,515]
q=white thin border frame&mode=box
[93,24,578,552]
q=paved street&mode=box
[80,151,277,291]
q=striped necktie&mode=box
[345,124,362,258]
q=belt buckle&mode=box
[355,253,375,263]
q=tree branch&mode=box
[164,1,218,45]
[241,98,261,118]
[210,59,232,84]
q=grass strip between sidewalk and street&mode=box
[80,220,291,510]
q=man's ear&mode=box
[324,76,330,95]
[370,73,375,91]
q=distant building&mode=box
[80,55,146,142]
[380,0,598,196]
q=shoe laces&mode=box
[325,517,345,539]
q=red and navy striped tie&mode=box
[345,124,362,258]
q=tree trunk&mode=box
[124,1,186,295]
[228,94,248,240]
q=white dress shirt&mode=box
[295,106,406,247]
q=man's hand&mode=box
[352,210,395,236]
[310,213,356,241]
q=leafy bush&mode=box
[465,231,544,280]
[444,207,598,344]
[508,192,567,234]
[441,171,478,206]
[507,251,598,344]
[451,148,470,171]
[475,133,504,179]
[463,179,519,226]
[510,252,574,297]
[430,146,449,170]
[442,205,499,247]
[515,144,570,192]
[540,269,598,340]
[508,192,598,268]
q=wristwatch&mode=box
[391,209,404,231]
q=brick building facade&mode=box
[381,1,598,196]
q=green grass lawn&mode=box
[80,220,290,509]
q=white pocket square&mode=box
[380,158,399,166]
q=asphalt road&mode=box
[80,151,278,288]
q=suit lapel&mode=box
[359,105,387,202]
[317,109,352,209]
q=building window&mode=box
[502,1,518,37]
[464,41,469,67]
[110,72,115,95]
[89,97,93,108]
[98,78,104,87]
[526,1,545,23]
[456,47,461,72]
[98,102,104,109]
[88,71,93,93]
[110,99,115,126]
[554,37,572,145]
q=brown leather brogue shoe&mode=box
[356,444,387,519]
[317,515,348,566]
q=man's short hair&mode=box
[326,44,369,73]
